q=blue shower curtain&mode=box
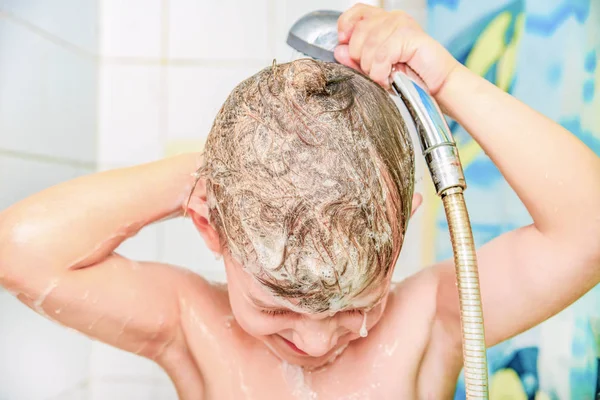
[426,0,600,398]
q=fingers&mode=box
[359,15,400,75]
[369,27,413,87]
[337,3,380,44]
[348,16,382,64]
[336,5,454,92]
[334,45,362,72]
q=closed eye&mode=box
[261,309,291,316]
[261,309,364,317]
[343,309,363,316]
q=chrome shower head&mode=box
[286,10,341,62]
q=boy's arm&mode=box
[335,2,599,346]
[336,2,599,347]
[0,154,204,359]
[434,64,600,347]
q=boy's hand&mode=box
[335,3,459,94]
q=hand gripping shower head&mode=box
[287,10,489,399]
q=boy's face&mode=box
[224,252,391,368]
[188,191,421,367]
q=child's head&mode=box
[191,59,416,366]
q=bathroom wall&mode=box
[0,0,428,398]
[0,1,98,399]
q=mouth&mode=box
[279,336,308,355]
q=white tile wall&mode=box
[97,64,163,167]
[88,338,178,399]
[115,223,162,262]
[0,154,93,211]
[0,19,98,163]
[0,293,92,400]
[0,0,98,53]
[86,380,177,400]
[167,64,259,143]
[89,342,165,380]
[151,382,179,400]
[88,381,155,400]
[52,384,89,400]
[99,0,163,58]
[168,0,271,60]
[0,1,432,399]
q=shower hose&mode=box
[442,187,488,399]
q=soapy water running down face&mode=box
[188,59,415,368]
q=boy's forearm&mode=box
[0,153,203,272]
[438,65,600,247]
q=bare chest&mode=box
[197,337,423,400]
[174,276,461,399]
[188,319,458,398]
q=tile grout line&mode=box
[89,4,103,394]
[103,56,272,67]
[267,0,278,60]
[156,0,171,263]
[0,10,97,60]
[44,377,90,400]
[0,148,96,169]
[0,10,271,68]
[94,0,105,182]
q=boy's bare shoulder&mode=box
[388,267,441,316]
[372,268,441,352]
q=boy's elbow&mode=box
[584,212,600,265]
[0,213,42,283]
[554,205,600,266]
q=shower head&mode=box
[286,10,341,62]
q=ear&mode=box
[410,193,423,218]
[186,195,223,255]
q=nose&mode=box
[293,319,339,357]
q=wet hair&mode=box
[197,59,414,312]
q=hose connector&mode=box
[391,67,466,195]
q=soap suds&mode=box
[263,341,285,361]
[384,339,399,357]
[282,361,319,400]
[238,367,253,399]
[33,279,59,318]
[118,316,133,337]
[322,343,349,367]
[88,314,103,330]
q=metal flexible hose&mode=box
[442,188,488,399]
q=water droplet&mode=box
[359,311,368,337]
